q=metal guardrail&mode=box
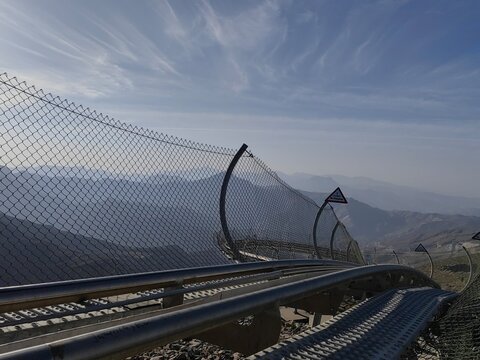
[0,260,356,313]
[0,264,437,360]
[0,263,354,354]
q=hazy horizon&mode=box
[1,0,479,198]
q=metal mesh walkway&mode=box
[402,272,480,359]
[251,287,455,360]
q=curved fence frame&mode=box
[312,202,328,259]
[219,143,248,261]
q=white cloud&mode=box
[1,0,479,196]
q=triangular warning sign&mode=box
[473,232,480,241]
[415,243,427,253]
[325,187,348,204]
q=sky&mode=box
[0,0,479,197]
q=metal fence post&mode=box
[329,221,340,260]
[219,143,248,262]
[462,245,474,291]
[312,201,328,259]
[392,250,400,264]
[415,243,434,279]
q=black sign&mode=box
[415,243,427,253]
[473,232,480,241]
[325,187,348,204]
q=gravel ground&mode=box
[129,297,358,359]
[128,318,309,360]
[129,338,244,360]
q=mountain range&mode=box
[279,172,480,216]
[304,190,480,251]
[1,162,479,286]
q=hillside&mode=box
[0,209,228,286]
[280,172,480,216]
[303,190,480,251]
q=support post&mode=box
[415,243,433,278]
[425,250,434,279]
[462,245,474,291]
[329,221,340,260]
[312,201,328,259]
[219,143,248,262]
[312,187,348,260]
[357,241,367,265]
[392,250,400,264]
[346,240,352,263]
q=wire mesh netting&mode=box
[314,203,340,258]
[372,251,399,265]
[429,247,471,293]
[433,272,480,359]
[225,154,320,260]
[401,271,480,359]
[224,155,360,262]
[398,251,432,274]
[0,73,363,286]
[0,73,240,286]
[332,223,364,264]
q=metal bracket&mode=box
[162,283,184,308]
[288,290,344,315]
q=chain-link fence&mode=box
[367,245,478,293]
[224,153,320,260]
[0,73,241,286]
[401,271,480,359]
[0,73,363,286]
[333,223,364,264]
[433,271,480,359]
[314,203,340,258]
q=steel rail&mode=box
[462,245,474,291]
[0,268,347,353]
[0,270,284,328]
[329,221,340,260]
[1,265,349,328]
[312,201,328,259]
[0,260,356,313]
[0,265,438,360]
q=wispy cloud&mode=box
[0,0,479,195]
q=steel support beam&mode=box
[312,201,328,259]
[462,245,474,291]
[219,143,248,261]
[0,260,355,313]
[393,250,400,265]
[329,221,340,260]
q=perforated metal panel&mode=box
[252,287,455,360]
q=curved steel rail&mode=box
[0,260,356,313]
[0,265,438,360]
[425,248,434,279]
[312,201,328,259]
[393,250,400,264]
[329,221,340,260]
[462,245,474,291]
[219,143,248,261]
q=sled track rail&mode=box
[0,262,438,360]
[0,260,354,353]
[252,287,456,360]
